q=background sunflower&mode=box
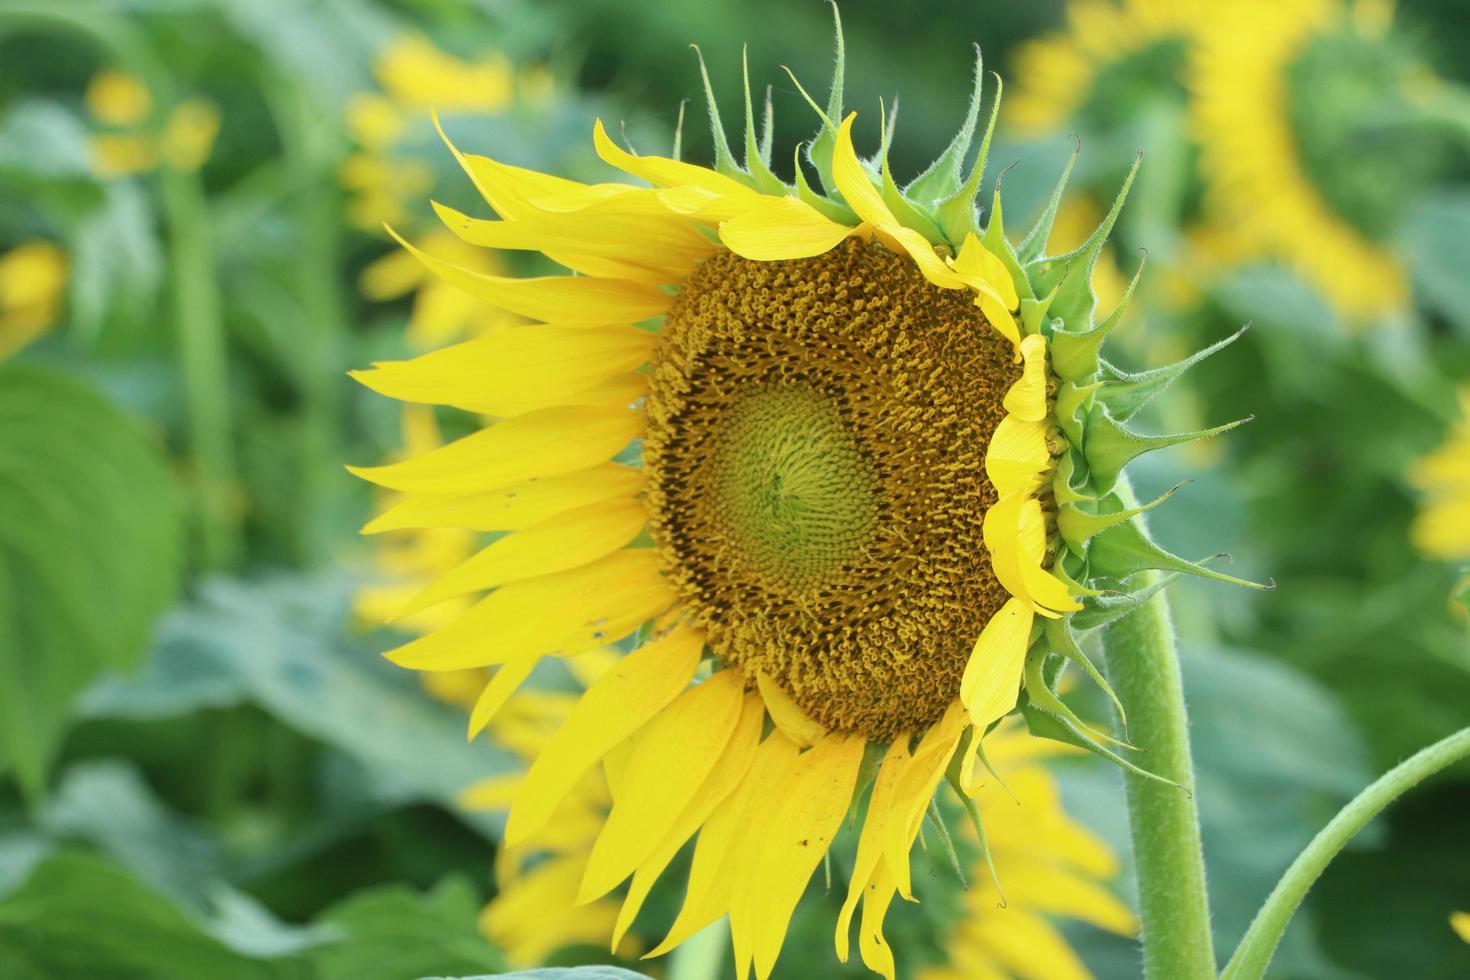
[0,1,1467,978]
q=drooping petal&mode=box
[960,597,1034,741]
[836,737,910,962]
[612,692,765,949]
[983,491,1081,615]
[984,415,1053,498]
[467,656,540,738]
[349,405,641,495]
[504,623,705,845]
[385,548,674,671]
[577,669,748,904]
[882,701,968,901]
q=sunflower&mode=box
[0,240,66,360]
[352,21,1254,979]
[1411,391,1470,562]
[1191,0,1441,319]
[1008,0,1200,135]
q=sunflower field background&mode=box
[0,0,1468,978]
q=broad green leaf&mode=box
[1406,191,1470,336]
[313,877,504,980]
[83,573,514,836]
[0,365,181,800]
[0,849,287,980]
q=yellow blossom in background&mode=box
[1191,0,1411,319]
[1411,391,1470,561]
[922,722,1136,980]
[84,69,219,179]
[1453,911,1470,943]
[1008,0,1200,133]
[0,240,67,360]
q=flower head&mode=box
[0,240,67,360]
[1412,391,1470,562]
[352,16,1260,978]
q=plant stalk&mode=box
[1222,725,1470,979]
[1100,567,1216,980]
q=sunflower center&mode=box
[644,238,1021,740]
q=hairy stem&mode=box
[1223,725,1470,979]
[1100,568,1216,979]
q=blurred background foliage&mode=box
[0,0,1466,977]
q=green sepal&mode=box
[790,142,857,223]
[1057,482,1185,552]
[1049,249,1145,383]
[1044,617,1127,732]
[1028,151,1141,333]
[980,187,1034,304]
[906,45,985,206]
[878,100,945,243]
[741,47,787,194]
[943,769,1007,906]
[670,99,686,160]
[1087,518,1274,591]
[1021,701,1180,792]
[1047,551,1104,598]
[1097,323,1250,423]
[1051,450,1091,509]
[936,71,1002,247]
[1023,647,1131,750]
[1054,379,1102,450]
[805,3,847,196]
[1084,408,1251,495]
[1017,135,1082,262]
[692,45,747,183]
[1018,279,1057,335]
[1070,573,1178,631]
[924,796,966,883]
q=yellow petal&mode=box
[385,548,674,671]
[741,732,866,980]
[952,232,1020,308]
[363,464,643,534]
[983,491,1081,614]
[351,324,653,416]
[467,657,540,738]
[998,855,1138,936]
[831,114,963,289]
[592,118,755,200]
[649,731,802,957]
[836,738,910,961]
[718,195,855,261]
[505,623,704,845]
[1002,334,1050,422]
[433,199,714,274]
[960,597,1034,735]
[577,669,748,904]
[968,911,1093,980]
[984,415,1052,498]
[612,691,765,949]
[755,673,827,749]
[388,226,670,326]
[395,498,648,618]
[857,865,900,980]
[882,701,967,901]
[977,289,1022,348]
[349,405,641,494]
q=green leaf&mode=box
[0,365,181,800]
[313,877,504,980]
[82,573,514,836]
[0,849,287,980]
[1405,190,1470,336]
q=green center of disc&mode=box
[708,386,879,591]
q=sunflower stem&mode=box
[1222,725,1470,979]
[667,916,730,980]
[1099,507,1215,979]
